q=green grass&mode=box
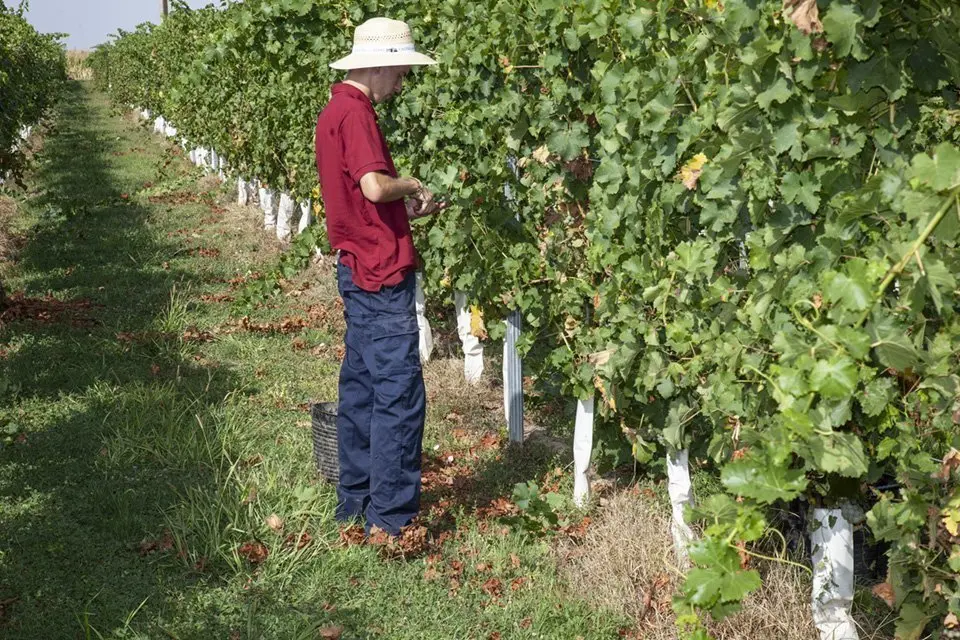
[0,82,627,639]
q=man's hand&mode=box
[406,197,448,219]
[406,184,449,219]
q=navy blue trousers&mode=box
[335,259,426,535]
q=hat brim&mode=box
[330,51,437,70]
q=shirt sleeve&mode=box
[340,111,391,183]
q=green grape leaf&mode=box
[908,143,960,192]
[893,604,931,640]
[547,122,590,161]
[809,356,858,399]
[779,171,821,212]
[756,77,792,110]
[860,377,895,417]
[869,331,921,372]
[685,538,762,608]
[805,431,868,477]
[822,3,862,58]
[721,460,808,502]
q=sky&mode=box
[22,0,224,50]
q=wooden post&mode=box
[161,0,169,19]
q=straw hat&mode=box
[330,18,437,70]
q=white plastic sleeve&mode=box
[237,177,248,206]
[298,199,312,234]
[811,508,859,640]
[415,273,433,363]
[573,396,595,507]
[262,188,277,229]
[667,449,696,564]
[276,192,295,241]
[454,292,484,383]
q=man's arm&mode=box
[358,172,420,203]
[359,171,446,217]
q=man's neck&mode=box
[343,79,372,100]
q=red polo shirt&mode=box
[315,83,416,292]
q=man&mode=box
[315,17,443,536]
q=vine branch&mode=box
[857,185,960,326]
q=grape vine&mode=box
[0,0,66,184]
[88,1,960,636]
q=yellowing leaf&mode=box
[705,0,724,11]
[783,0,823,35]
[470,305,487,339]
[532,145,551,164]
[945,514,960,536]
[593,376,616,411]
[588,348,616,366]
[943,492,960,536]
[680,153,708,190]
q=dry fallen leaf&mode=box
[284,531,313,550]
[783,0,823,35]
[237,541,269,565]
[945,612,959,629]
[872,582,896,608]
[318,624,343,639]
[481,578,503,598]
[935,448,960,481]
[265,514,284,532]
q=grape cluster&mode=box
[840,502,866,526]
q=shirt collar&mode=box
[332,83,377,118]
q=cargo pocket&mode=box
[369,314,420,374]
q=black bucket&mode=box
[310,401,339,483]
